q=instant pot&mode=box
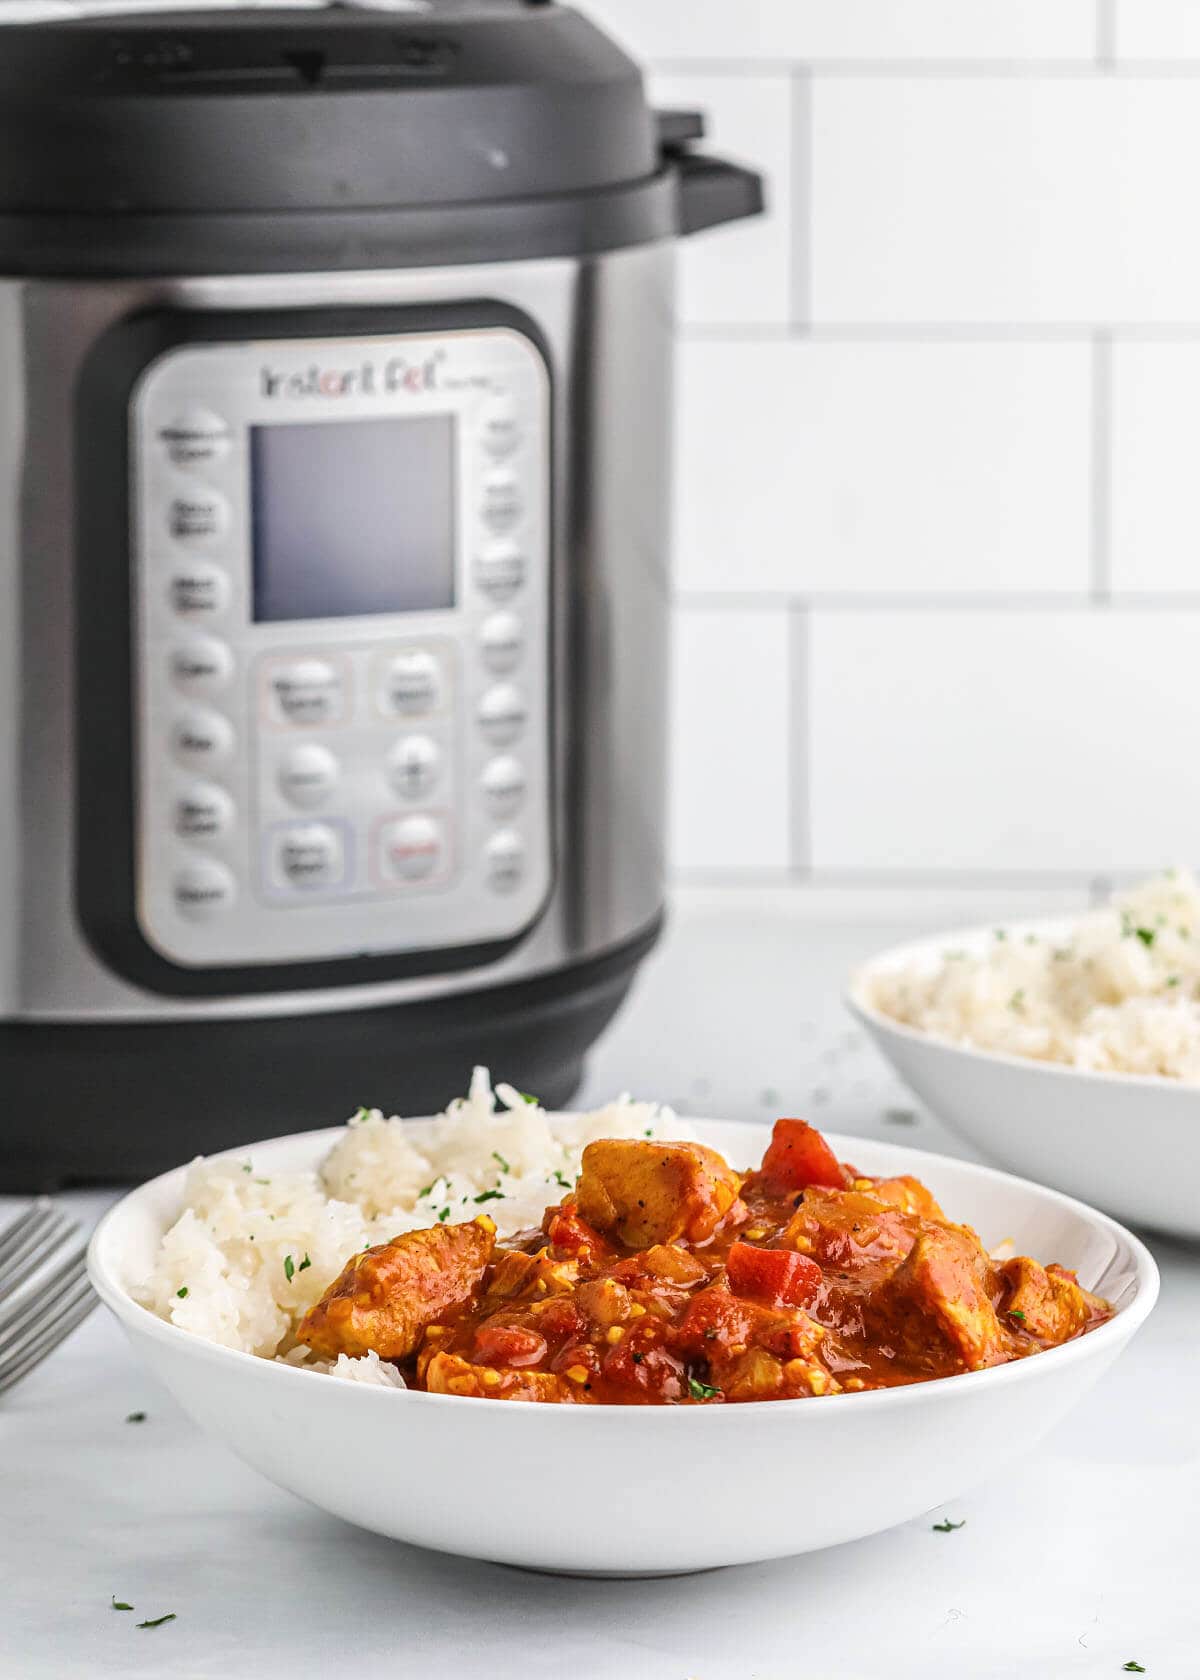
[0,0,763,1188]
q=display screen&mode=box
[250,415,456,622]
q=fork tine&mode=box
[0,1202,71,1290]
[0,1250,90,1348]
[0,1210,79,1299]
[0,1200,54,1266]
[0,1288,97,1395]
[0,1273,94,1371]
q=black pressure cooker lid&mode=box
[0,1,764,276]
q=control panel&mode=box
[131,324,552,969]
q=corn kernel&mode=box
[565,1365,590,1384]
[605,1326,624,1344]
[853,1178,873,1192]
[744,1227,769,1240]
[844,1377,866,1392]
[536,1279,548,1293]
[425,1325,444,1339]
[729,1343,747,1356]
[473,1214,497,1235]
[628,1303,647,1318]
[448,1376,475,1396]
[482,1369,502,1388]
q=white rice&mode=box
[867,870,1200,1081]
[135,1068,688,1379]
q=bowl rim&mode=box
[87,1115,1160,1421]
[847,913,1200,1095]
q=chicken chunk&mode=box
[879,1224,1005,1372]
[424,1351,593,1403]
[574,1139,740,1248]
[1000,1256,1107,1343]
[298,1219,494,1360]
[858,1175,945,1220]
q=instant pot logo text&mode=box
[260,353,442,399]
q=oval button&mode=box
[168,488,229,546]
[173,859,236,919]
[267,658,343,727]
[379,814,445,884]
[388,735,441,801]
[477,683,526,747]
[485,829,525,893]
[475,541,525,604]
[159,409,232,470]
[171,708,234,769]
[479,611,524,675]
[170,636,233,697]
[169,563,230,621]
[479,395,520,460]
[481,755,525,819]
[278,743,339,809]
[480,468,522,535]
[173,782,235,840]
[382,649,442,718]
[271,822,345,891]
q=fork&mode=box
[0,1199,97,1394]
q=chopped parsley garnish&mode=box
[1167,976,1181,988]
[932,1518,965,1532]
[491,1150,511,1174]
[136,1613,176,1630]
[520,1092,539,1106]
[993,928,1007,942]
[124,1412,146,1424]
[1009,989,1025,1011]
[298,1254,311,1272]
[241,1163,252,1175]
[1134,926,1156,948]
[111,1598,133,1612]
[551,1170,572,1190]
[1122,1664,1146,1673]
[474,1189,506,1204]
[437,1208,450,1223]
[643,1128,654,1138]
[283,1255,295,1283]
[175,1287,188,1300]
[1008,1309,1027,1323]
[352,1106,371,1124]
[687,1376,721,1401]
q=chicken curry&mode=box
[298,1121,1113,1404]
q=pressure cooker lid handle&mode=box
[656,108,766,237]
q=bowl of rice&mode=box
[849,872,1200,1239]
[88,1070,1156,1574]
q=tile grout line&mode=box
[787,604,812,877]
[1090,331,1114,603]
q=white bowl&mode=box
[849,918,1200,1242]
[88,1118,1157,1576]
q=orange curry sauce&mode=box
[298,1122,1113,1404]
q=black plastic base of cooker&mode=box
[0,915,663,1193]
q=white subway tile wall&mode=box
[579,0,1200,886]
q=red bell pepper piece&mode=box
[760,1118,846,1191]
[472,1323,548,1368]
[726,1241,822,1308]
[545,1204,610,1259]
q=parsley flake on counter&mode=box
[1123,1665,1146,1673]
[283,1255,295,1283]
[491,1150,511,1174]
[687,1376,721,1402]
[111,1598,133,1612]
[474,1189,506,1204]
[931,1518,965,1532]
[175,1287,188,1300]
[124,1412,146,1424]
[136,1613,176,1630]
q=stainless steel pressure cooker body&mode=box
[0,0,762,1188]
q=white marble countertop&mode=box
[4,886,1198,1679]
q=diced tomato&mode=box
[726,1241,822,1309]
[472,1323,548,1368]
[760,1118,846,1191]
[545,1204,610,1259]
